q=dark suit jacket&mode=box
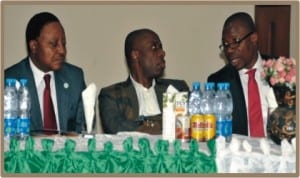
[99,77,190,134]
[207,54,277,135]
[207,64,248,135]
[5,57,86,134]
[207,55,272,136]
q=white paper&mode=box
[166,84,179,93]
[162,93,176,142]
[281,139,294,156]
[162,85,179,142]
[81,83,97,133]
[229,137,241,153]
[242,140,252,153]
[259,138,270,155]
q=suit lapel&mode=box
[54,69,69,130]
[23,58,44,130]
[124,78,139,119]
[155,79,168,111]
[123,77,167,118]
[228,66,248,135]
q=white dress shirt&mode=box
[130,75,161,116]
[238,52,278,136]
[29,58,60,130]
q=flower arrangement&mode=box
[261,56,296,90]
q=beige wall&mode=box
[2,2,298,133]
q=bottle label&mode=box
[216,118,224,137]
[216,116,232,137]
[176,115,190,141]
[17,118,30,135]
[223,119,232,137]
[204,114,216,141]
[190,114,205,142]
[4,118,17,136]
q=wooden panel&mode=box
[255,5,290,57]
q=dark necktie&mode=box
[43,74,57,133]
[247,69,264,137]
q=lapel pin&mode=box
[64,83,69,89]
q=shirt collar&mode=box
[29,57,54,85]
[239,51,263,75]
[130,74,156,91]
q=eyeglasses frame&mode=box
[219,31,254,51]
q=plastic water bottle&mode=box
[214,83,225,138]
[188,82,202,115]
[214,82,233,142]
[200,82,216,141]
[4,78,18,139]
[189,82,203,141]
[17,79,31,140]
[200,82,215,115]
[224,82,233,142]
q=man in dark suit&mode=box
[207,12,277,136]
[99,28,189,134]
[5,12,86,134]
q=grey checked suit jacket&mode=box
[99,77,189,134]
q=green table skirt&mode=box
[4,136,217,174]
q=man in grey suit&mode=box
[99,28,189,135]
[5,12,86,135]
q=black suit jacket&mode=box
[99,77,190,134]
[5,57,86,134]
[207,54,273,136]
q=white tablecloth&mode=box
[4,132,296,173]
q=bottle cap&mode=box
[224,82,230,90]
[192,81,200,90]
[204,82,212,91]
[20,78,28,86]
[5,78,16,87]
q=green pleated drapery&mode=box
[4,136,217,174]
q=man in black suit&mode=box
[5,12,86,135]
[207,12,277,136]
[99,28,189,134]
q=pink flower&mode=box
[291,76,296,83]
[289,68,296,76]
[286,58,293,65]
[262,56,296,87]
[279,77,285,84]
[265,59,274,68]
[285,74,292,82]
[278,71,286,78]
[274,59,285,72]
[278,56,285,63]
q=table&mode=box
[215,134,296,173]
[3,132,297,174]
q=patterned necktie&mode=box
[43,74,57,133]
[247,69,264,137]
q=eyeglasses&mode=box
[219,31,254,51]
